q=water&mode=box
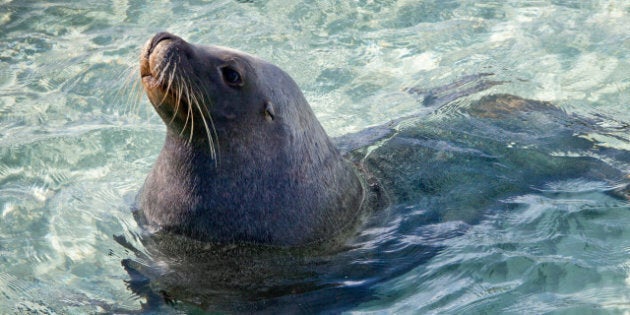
[1,0,629,313]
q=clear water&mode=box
[1,0,629,313]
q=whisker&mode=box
[183,75,195,144]
[187,79,218,163]
[157,60,171,85]
[165,62,180,125]
[175,73,190,137]
[210,122,220,164]
[129,74,142,116]
[114,58,140,118]
[158,60,175,108]
[128,62,143,117]
[177,77,190,134]
[191,88,214,158]
[126,54,144,117]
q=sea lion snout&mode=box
[140,32,199,114]
[140,32,185,81]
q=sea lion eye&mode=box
[221,67,243,86]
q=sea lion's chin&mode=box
[144,85,168,108]
[141,75,162,98]
[139,69,167,109]
[144,87,186,126]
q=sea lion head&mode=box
[138,32,365,245]
[140,32,315,163]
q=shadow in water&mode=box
[118,207,447,313]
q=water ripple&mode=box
[1,0,629,313]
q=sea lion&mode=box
[129,32,630,312]
[137,32,368,246]
[136,32,629,248]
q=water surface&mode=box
[1,0,629,313]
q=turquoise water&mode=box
[1,0,630,313]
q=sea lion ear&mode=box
[264,101,275,122]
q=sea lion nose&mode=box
[149,32,177,55]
